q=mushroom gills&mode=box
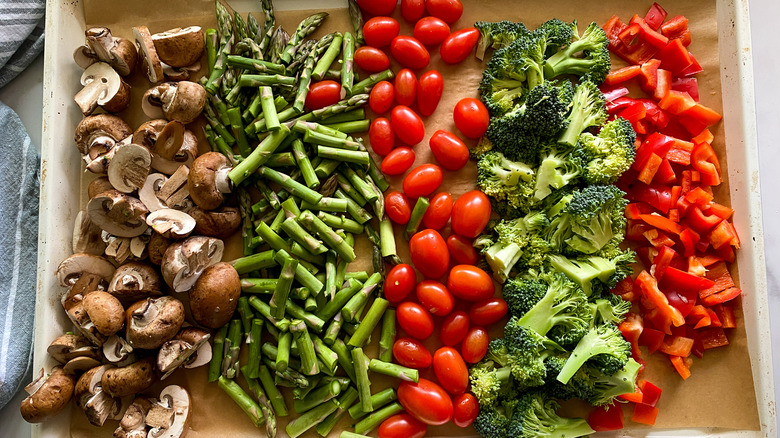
[108,144,152,194]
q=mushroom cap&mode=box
[75,364,112,405]
[151,129,198,176]
[132,119,168,148]
[188,206,241,239]
[146,208,196,239]
[101,357,157,398]
[148,233,172,266]
[188,262,240,329]
[163,81,207,124]
[87,190,149,238]
[73,210,108,255]
[83,291,125,336]
[134,26,163,83]
[19,367,76,423]
[83,27,138,76]
[47,333,100,364]
[63,356,103,375]
[75,114,132,156]
[125,296,185,349]
[107,144,152,194]
[87,176,115,199]
[56,253,115,288]
[152,27,204,68]
[108,261,162,298]
[187,152,231,211]
[161,236,224,292]
[98,79,131,114]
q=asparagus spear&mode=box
[269,27,290,64]
[312,32,343,81]
[298,210,356,262]
[354,402,404,435]
[271,256,297,319]
[258,364,289,417]
[208,324,228,383]
[293,378,341,413]
[276,332,292,372]
[242,367,278,438]
[379,308,396,362]
[248,296,291,331]
[280,12,329,64]
[317,387,358,436]
[347,387,398,420]
[291,139,319,189]
[229,126,290,186]
[350,70,394,96]
[285,399,339,438]
[222,319,242,379]
[246,319,264,378]
[341,273,382,323]
[290,319,319,375]
[405,196,431,239]
[341,32,355,96]
[348,298,389,348]
[237,296,254,336]
[369,359,419,382]
[258,166,323,205]
[258,0,275,55]
[218,377,265,428]
[351,347,372,412]
[347,0,365,44]
[231,250,276,274]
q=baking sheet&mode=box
[60,0,761,436]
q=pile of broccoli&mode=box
[469,18,640,438]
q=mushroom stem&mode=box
[74,80,107,115]
[86,28,114,63]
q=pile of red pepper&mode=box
[585,2,742,429]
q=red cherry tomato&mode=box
[397,302,434,340]
[446,235,478,265]
[440,27,479,64]
[440,311,469,346]
[453,97,490,139]
[414,17,451,46]
[384,264,417,303]
[417,70,444,117]
[409,229,449,279]
[394,69,418,107]
[461,327,490,364]
[416,280,454,316]
[369,80,395,114]
[429,130,469,171]
[469,298,508,326]
[447,265,495,301]
[355,46,391,72]
[426,0,463,24]
[393,337,433,368]
[390,105,425,145]
[356,0,396,16]
[381,147,415,176]
[305,80,342,110]
[422,192,453,230]
[385,191,413,226]
[398,379,454,426]
[400,0,426,23]
[363,17,400,48]
[369,117,395,156]
[433,347,469,395]
[390,36,430,70]
[403,164,443,198]
[452,393,480,428]
[379,414,428,438]
[451,190,492,238]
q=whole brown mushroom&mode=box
[152,27,204,68]
[82,291,125,336]
[161,235,224,292]
[20,367,76,423]
[188,262,240,329]
[101,357,157,397]
[188,205,241,239]
[125,296,185,349]
[187,152,233,210]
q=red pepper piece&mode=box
[698,262,734,298]
[638,59,661,93]
[658,90,697,115]
[657,39,693,75]
[639,327,665,354]
[679,52,704,76]
[679,228,699,258]
[685,206,721,235]
[639,213,684,235]
[691,142,721,185]
[669,356,692,380]
[700,287,741,306]
[619,312,644,363]
[661,267,716,291]
[603,15,628,50]
[640,381,663,407]
[699,327,730,350]
[659,335,694,357]
[629,15,669,49]
[636,270,685,334]
[707,202,734,220]
[632,403,660,424]
[684,103,723,127]
[625,202,655,220]
[660,15,689,41]
[686,304,711,329]
[708,220,739,249]
[605,65,642,85]
[665,137,694,166]
[652,158,677,185]
[588,403,625,432]
[672,77,699,102]
[712,303,736,328]
[644,2,668,30]
[652,246,678,280]
[654,69,672,100]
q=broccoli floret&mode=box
[546,356,641,406]
[514,273,591,347]
[556,323,632,384]
[558,80,607,147]
[546,185,629,256]
[477,151,536,207]
[509,391,595,438]
[534,148,583,201]
[589,294,631,327]
[480,70,527,116]
[534,19,576,54]
[475,20,531,61]
[471,136,496,159]
[475,396,521,438]
[547,253,620,296]
[502,277,548,317]
[487,34,547,90]
[483,212,551,281]
[579,117,637,184]
[503,318,564,389]
[470,362,514,407]
[544,21,611,83]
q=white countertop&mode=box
[2,0,779,435]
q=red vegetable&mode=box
[452,393,479,428]
[440,27,479,64]
[391,105,425,145]
[397,302,435,340]
[398,379,454,426]
[356,0,395,16]
[451,190,491,238]
[403,164,444,198]
[453,97,489,139]
[425,0,463,24]
[414,17,451,46]
[354,46,391,72]
[400,0,426,23]
[417,70,444,116]
[461,327,489,364]
[390,36,430,70]
[385,191,412,225]
[369,117,395,156]
[440,311,470,346]
[381,147,415,176]
[632,403,659,425]
[416,280,454,316]
[447,265,494,301]
[468,298,508,326]
[363,17,400,48]
[369,80,395,114]
[422,192,453,230]
[429,130,469,171]
[305,80,341,110]
[393,337,433,368]
[446,234,478,265]
[409,229,449,278]
[394,68,418,107]
[433,347,469,394]
[588,403,624,432]
[379,414,428,438]
[384,263,417,303]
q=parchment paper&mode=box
[68,0,759,436]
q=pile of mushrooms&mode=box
[22,24,243,434]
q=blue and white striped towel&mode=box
[0,0,45,410]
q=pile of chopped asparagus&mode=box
[201,1,405,437]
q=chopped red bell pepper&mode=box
[679,52,704,76]
[687,255,706,277]
[691,142,721,185]
[707,202,734,220]
[605,65,642,85]
[639,213,684,235]
[706,307,722,328]
[685,206,722,234]
[658,90,697,115]
[654,69,672,100]
[672,77,699,101]
[636,270,686,334]
[628,183,674,214]
[620,387,645,403]
[665,138,694,166]
[660,15,689,41]
[659,335,694,357]
[678,228,699,257]
[640,381,663,407]
[604,15,628,50]
[684,103,723,127]
[712,303,736,328]
[699,327,730,350]
[700,287,742,306]
[662,267,716,292]
[639,327,665,354]
[588,403,625,432]
[637,153,663,185]
[627,220,654,243]
[657,39,693,75]
[686,305,711,329]
[629,15,670,49]
[632,403,660,425]
[653,158,677,184]
[626,202,655,220]
[619,313,644,363]
[669,355,692,380]
[665,288,698,319]
[644,3,668,30]
[709,220,739,249]
[638,59,661,93]
[645,228,675,249]
[698,262,734,297]
[713,244,736,263]
[684,187,713,206]
[652,246,677,280]
[612,277,640,302]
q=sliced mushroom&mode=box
[82,291,125,336]
[87,190,149,237]
[74,27,138,76]
[75,364,122,427]
[130,233,150,261]
[161,236,224,292]
[102,357,157,398]
[103,334,135,364]
[138,173,168,212]
[64,356,103,375]
[189,263,241,329]
[188,206,241,239]
[125,296,185,349]
[75,114,132,170]
[142,81,206,124]
[134,26,163,83]
[157,165,192,210]
[47,333,100,364]
[74,62,130,116]
[57,253,115,295]
[152,27,204,68]
[73,210,108,255]
[147,209,196,239]
[107,144,152,193]
[20,367,76,423]
[157,328,211,379]
[115,397,153,438]
[146,386,191,438]
[108,262,163,304]
[104,234,135,265]
[152,129,198,175]
[188,152,233,210]
[162,62,201,82]
[148,233,172,266]
[64,300,107,347]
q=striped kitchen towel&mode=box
[0,0,45,410]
